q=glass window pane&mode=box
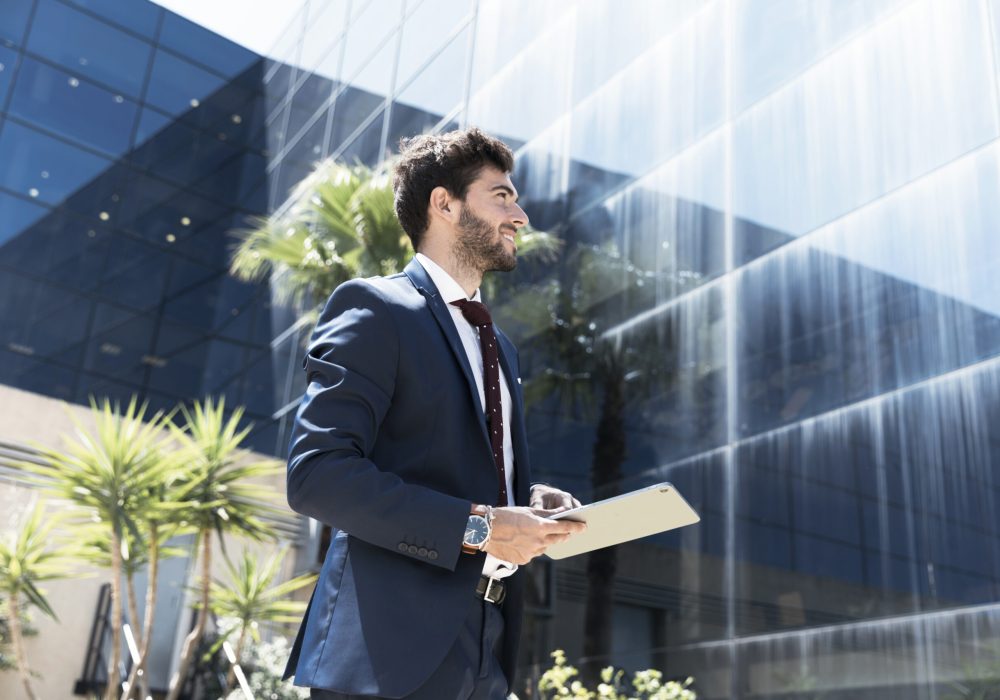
[737,142,1000,438]
[0,271,91,360]
[0,45,18,107]
[298,0,350,77]
[0,208,110,294]
[0,189,50,245]
[0,119,112,206]
[468,9,575,147]
[396,0,471,91]
[565,2,725,209]
[387,26,468,145]
[341,0,402,84]
[146,48,228,119]
[569,0,702,106]
[328,27,398,156]
[732,0,998,260]
[158,12,257,77]
[334,109,385,166]
[9,57,139,157]
[82,303,157,384]
[0,0,34,46]
[61,0,161,38]
[27,0,154,99]
[596,130,727,326]
[732,0,906,112]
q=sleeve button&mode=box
[398,542,408,552]
[428,550,438,560]
[407,544,418,555]
[418,547,428,557]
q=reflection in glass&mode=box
[27,0,153,99]
[738,142,1000,437]
[0,119,112,206]
[146,48,228,118]
[732,0,997,258]
[9,58,139,157]
[386,26,469,148]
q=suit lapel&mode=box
[404,260,491,448]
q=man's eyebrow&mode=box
[490,184,518,202]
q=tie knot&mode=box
[450,299,493,327]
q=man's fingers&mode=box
[542,519,586,535]
[544,531,575,542]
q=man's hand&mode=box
[482,506,586,565]
[529,483,582,514]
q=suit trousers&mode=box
[308,594,509,700]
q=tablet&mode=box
[543,482,700,559]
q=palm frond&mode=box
[0,502,77,621]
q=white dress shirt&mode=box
[415,253,517,579]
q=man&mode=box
[282,127,586,699]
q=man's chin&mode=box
[489,254,517,273]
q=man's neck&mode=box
[417,247,482,298]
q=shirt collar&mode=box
[415,252,482,304]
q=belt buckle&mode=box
[484,576,503,604]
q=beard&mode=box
[454,204,517,273]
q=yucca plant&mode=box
[0,502,78,700]
[75,519,191,700]
[164,397,284,700]
[17,397,178,700]
[202,548,316,689]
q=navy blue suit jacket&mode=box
[282,259,533,697]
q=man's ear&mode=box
[429,186,456,222]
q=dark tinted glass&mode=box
[0,119,112,206]
[159,11,256,76]
[27,0,153,98]
[8,57,139,156]
[0,0,34,46]
[0,45,18,105]
[61,0,162,37]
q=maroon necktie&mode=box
[450,299,508,506]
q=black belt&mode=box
[475,575,506,605]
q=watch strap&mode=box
[462,505,494,554]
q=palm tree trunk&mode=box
[104,531,123,700]
[8,594,39,700]
[165,529,211,700]
[582,366,626,686]
[125,525,159,700]
[225,624,249,689]
[125,572,140,663]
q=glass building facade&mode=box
[0,0,288,454]
[3,0,1000,697]
[267,1,1000,698]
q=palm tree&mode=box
[0,501,76,700]
[230,160,410,319]
[203,547,316,689]
[164,397,284,700]
[230,157,561,321]
[521,240,684,685]
[17,397,178,700]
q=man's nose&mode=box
[511,204,528,229]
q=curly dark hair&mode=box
[392,127,515,249]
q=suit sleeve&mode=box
[285,279,471,571]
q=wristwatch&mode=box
[462,505,494,554]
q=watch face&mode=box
[464,514,489,546]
